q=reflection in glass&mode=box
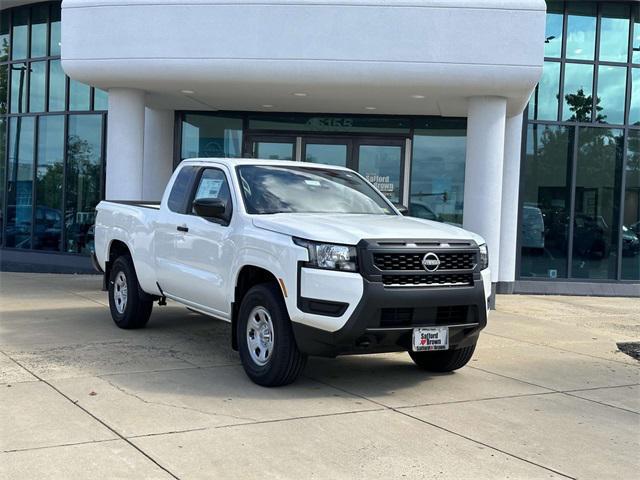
[248,115,411,134]
[630,69,640,126]
[572,128,624,279]
[29,61,47,113]
[599,3,630,62]
[358,145,402,203]
[0,13,9,62]
[254,142,294,161]
[622,131,640,280]
[65,115,103,253]
[10,63,28,113]
[35,116,64,251]
[94,88,108,111]
[544,1,564,58]
[634,5,640,64]
[597,66,627,125]
[0,119,6,243]
[410,120,466,225]
[50,6,61,56]
[30,4,49,58]
[563,63,594,122]
[48,60,66,112]
[181,114,243,159]
[520,124,573,279]
[566,2,596,60]
[6,117,35,249]
[529,61,560,121]
[69,79,91,111]
[11,8,29,60]
[304,144,347,166]
[0,65,7,114]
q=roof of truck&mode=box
[180,157,351,171]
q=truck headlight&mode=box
[293,238,358,272]
[479,244,489,270]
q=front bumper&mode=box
[292,275,488,357]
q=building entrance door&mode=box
[247,135,407,204]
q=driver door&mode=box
[162,166,235,318]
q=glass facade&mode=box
[521,1,639,282]
[0,2,107,253]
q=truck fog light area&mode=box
[294,238,358,272]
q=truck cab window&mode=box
[192,168,233,219]
[167,166,198,213]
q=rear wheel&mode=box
[408,343,476,372]
[108,255,153,329]
[237,283,306,386]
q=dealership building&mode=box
[0,0,638,296]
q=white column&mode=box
[463,96,507,284]
[105,88,145,200]
[143,108,175,201]
[499,113,524,284]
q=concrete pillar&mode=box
[105,88,145,200]
[463,96,507,285]
[143,108,175,201]
[499,113,524,286]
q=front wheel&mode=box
[108,255,153,329]
[237,283,307,387]
[408,343,477,372]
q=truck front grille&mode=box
[374,252,476,271]
[381,273,473,287]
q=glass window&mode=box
[253,141,293,160]
[622,131,640,280]
[572,127,624,280]
[529,61,561,121]
[168,166,198,213]
[181,114,243,159]
[630,68,640,126]
[65,115,103,253]
[563,63,594,122]
[0,64,7,114]
[599,3,630,62]
[520,124,573,279]
[30,4,49,58]
[358,145,402,203]
[69,79,91,111]
[544,1,564,58]
[248,114,411,134]
[10,63,28,113]
[0,119,6,244]
[410,119,466,225]
[304,143,347,167]
[0,12,9,62]
[566,2,596,61]
[48,59,66,112]
[49,5,61,57]
[35,116,64,251]
[192,169,232,220]
[6,116,35,249]
[596,66,626,125]
[28,61,46,113]
[93,88,108,111]
[11,8,29,60]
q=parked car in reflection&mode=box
[5,205,62,250]
[622,225,640,257]
[409,202,441,222]
[573,214,608,260]
[521,204,545,251]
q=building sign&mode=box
[366,174,395,198]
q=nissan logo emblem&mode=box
[422,252,441,272]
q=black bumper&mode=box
[292,277,488,357]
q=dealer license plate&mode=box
[412,327,449,352]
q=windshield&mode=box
[236,165,396,215]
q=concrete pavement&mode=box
[0,272,638,479]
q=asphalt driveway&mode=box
[1,272,638,479]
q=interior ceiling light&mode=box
[364,106,377,110]
[262,104,274,108]
[293,92,308,97]
[181,90,195,94]
[411,94,425,99]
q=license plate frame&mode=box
[412,327,449,352]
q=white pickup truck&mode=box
[94,158,491,386]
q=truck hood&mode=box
[252,214,486,245]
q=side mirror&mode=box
[393,203,409,215]
[193,198,229,223]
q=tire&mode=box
[108,255,153,329]
[408,343,477,372]
[237,283,307,387]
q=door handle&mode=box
[177,225,189,233]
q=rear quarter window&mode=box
[168,166,198,213]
